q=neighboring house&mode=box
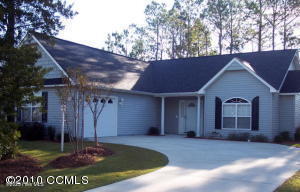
[18,34,300,140]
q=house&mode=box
[18,34,300,140]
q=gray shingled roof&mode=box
[35,35,298,94]
[36,35,150,90]
[280,71,300,93]
[139,50,297,93]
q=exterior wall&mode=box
[204,70,274,140]
[35,45,64,79]
[42,88,63,135]
[164,96,203,135]
[279,95,295,136]
[272,93,280,138]
[165,98,180,134]
[294,95,300,135]
[116,92,160,135]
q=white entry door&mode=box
[178,100,197,134]
[84,96,118,137]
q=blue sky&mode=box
[59,0,173,49]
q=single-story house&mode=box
[18,34,300,140]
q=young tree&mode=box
[85,82,112,146]
[203,0,230,55]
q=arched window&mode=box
[222,98,251,130]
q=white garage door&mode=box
[84,96,118,137]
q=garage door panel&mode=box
[84,97,118,137]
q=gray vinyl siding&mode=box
[272,94,280,138]
[165,98,180,134]
[294,95,300,135]
[116,92,160,135]
[35,43,64,79]
[279,95,295,136]
[204,69,274,140]
[42,88,63,135]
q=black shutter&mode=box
[42,92,48,123]
[252,96,259,131]
[17,108,22,122]
[215,97,222,129]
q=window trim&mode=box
[221,97,252,130]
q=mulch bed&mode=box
[0,155,42,184]
[49,145,114,169]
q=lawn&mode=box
[0,141,168,192]
[275,142,300,192]
[276,171,300,192]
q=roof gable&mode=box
[198,58,277,93]
[148,49,297,93]
[280,70,300,93]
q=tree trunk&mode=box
[4,0,16,46]
[93,118,98,146]
[155,25,159,60]
[258,0,263,52]
[219,26,223,55]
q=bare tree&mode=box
[56,69,87,153]
[85,82,112,146]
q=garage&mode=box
[84,96,118,137]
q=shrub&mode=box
[280,131,290,141]
[186,131,196,138]
[0,120,21,160]
[274,135,283,143]
[294,128,300,141]
[227,133,250,141]
[47,126,56,141]
[56,133,70,142]
[19,122,45,140]
[250,134,268,142]
[148,127,160,136]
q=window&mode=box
[20,102,42,122]
[222,98,251,129]
[19,92,43,122]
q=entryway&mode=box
[178,100,197,134]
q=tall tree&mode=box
[0,0,76,119]
[266,0,284,50]
[280,0,300,49]
[226,0,246,53]
[245,0,269,51]
[173,0,203,57]
[144,1,167,60]
[104,29,130,56]
[190,19,212,56]
[204,0,230,55]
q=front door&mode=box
[178,100,197,134]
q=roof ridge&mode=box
[150,49,298,63]
[38,35,149,64]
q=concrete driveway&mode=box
[87,135,300,192]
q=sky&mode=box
[58,0,173,49]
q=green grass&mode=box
[0,141,168,192]
[276,171,300,192]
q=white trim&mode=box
[198,58,277,94]
[31,35,69,78]
[221,97,252,130]
[160,97,165,135]
[154,92,200,97]
[279,93,300,96]
[196,96,201,137]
